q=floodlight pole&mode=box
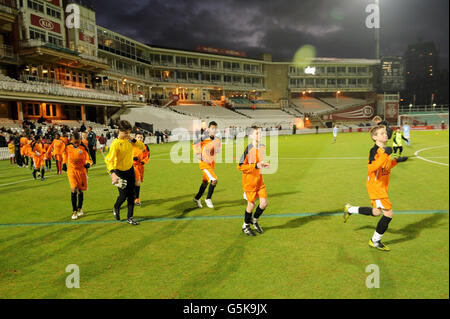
[375,0,380,61]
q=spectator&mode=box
[87,126,97,165]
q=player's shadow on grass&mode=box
[355,213,447,245]
[263,209,341,233]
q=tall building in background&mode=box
[379,55,405,93]
[404,41,440,105]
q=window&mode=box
[46,6,61,19]
[348,67,357,74]
[176,56,186,65]
[357,67,368,74]
[48,33,63,47]
[337,66,346,74]
[327,67,336,74]
[27,0,44,12]
[223,62,231,70]
[136,66,146,77]
[29,27,46,42]
[187,57,198,66]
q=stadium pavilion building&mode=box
[1,0,395,130]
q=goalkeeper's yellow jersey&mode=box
[105,138,145,172]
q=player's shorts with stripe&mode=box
[134,164,145,182]
[54,154,63,162]
[202,168,217,182]
[68,169,88,191]
[371,198,392,210]
[243,186,267,203]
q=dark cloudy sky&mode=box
[93,0,449,69]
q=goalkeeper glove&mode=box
[84,163,90,169]
[384,147,393,156]
[113,177,127,189]
[62,163,67,171]
[133,157,139,161]
[140,161,145,165]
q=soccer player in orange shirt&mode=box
[133,132,150,206]
[61,133,69,145]
[20,133,30,168]
[47,133,66,175]
[193,121,221,209]
[62,131,93,220]
[343,125,407,251]
[30,135,46,181]
[238,126,269,236]
[43,139,52,171]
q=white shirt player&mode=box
[333,126,339,137]
[403,124,410,138]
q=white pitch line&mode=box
[414,145,449,167]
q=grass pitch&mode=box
[0,130,448,299]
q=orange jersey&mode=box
[237,143,266,192]
[63,143,92,172]
[48,138,66,157]
[22,140,32,156]
[366,145,398,200]
[193,134,221,170]
[31,142,44,158]
[61,136,69,145]
[133,144,150,166]
[20,137,28,148]
[82,139,89,149]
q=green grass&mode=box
[0,131,448,299]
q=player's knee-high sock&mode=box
[40,168,45,179]
[253,205,265,221]
[71,192,78,212]
[135,186,141,200]
[372,215,392,242]
[399,146,403,156]
[206,183,216,199]
[77,192,84,210]
[348,206,374,216]
[195,182,208,200]
[32,169,37,179]
[243,210,253,228]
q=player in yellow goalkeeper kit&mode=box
[105,120,145,225]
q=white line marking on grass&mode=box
[414,145,449,167]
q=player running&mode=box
[30,135,46,181]
[392,128,409,159]
[105,120,145,225]
[332,124,339,143]
[46,133,66,175]
[62,132,92,220]
[402,122,411,145]
[343,125,408,251]
[193,121,221,209]
[238,126,270,236]
[133,132,150,206]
